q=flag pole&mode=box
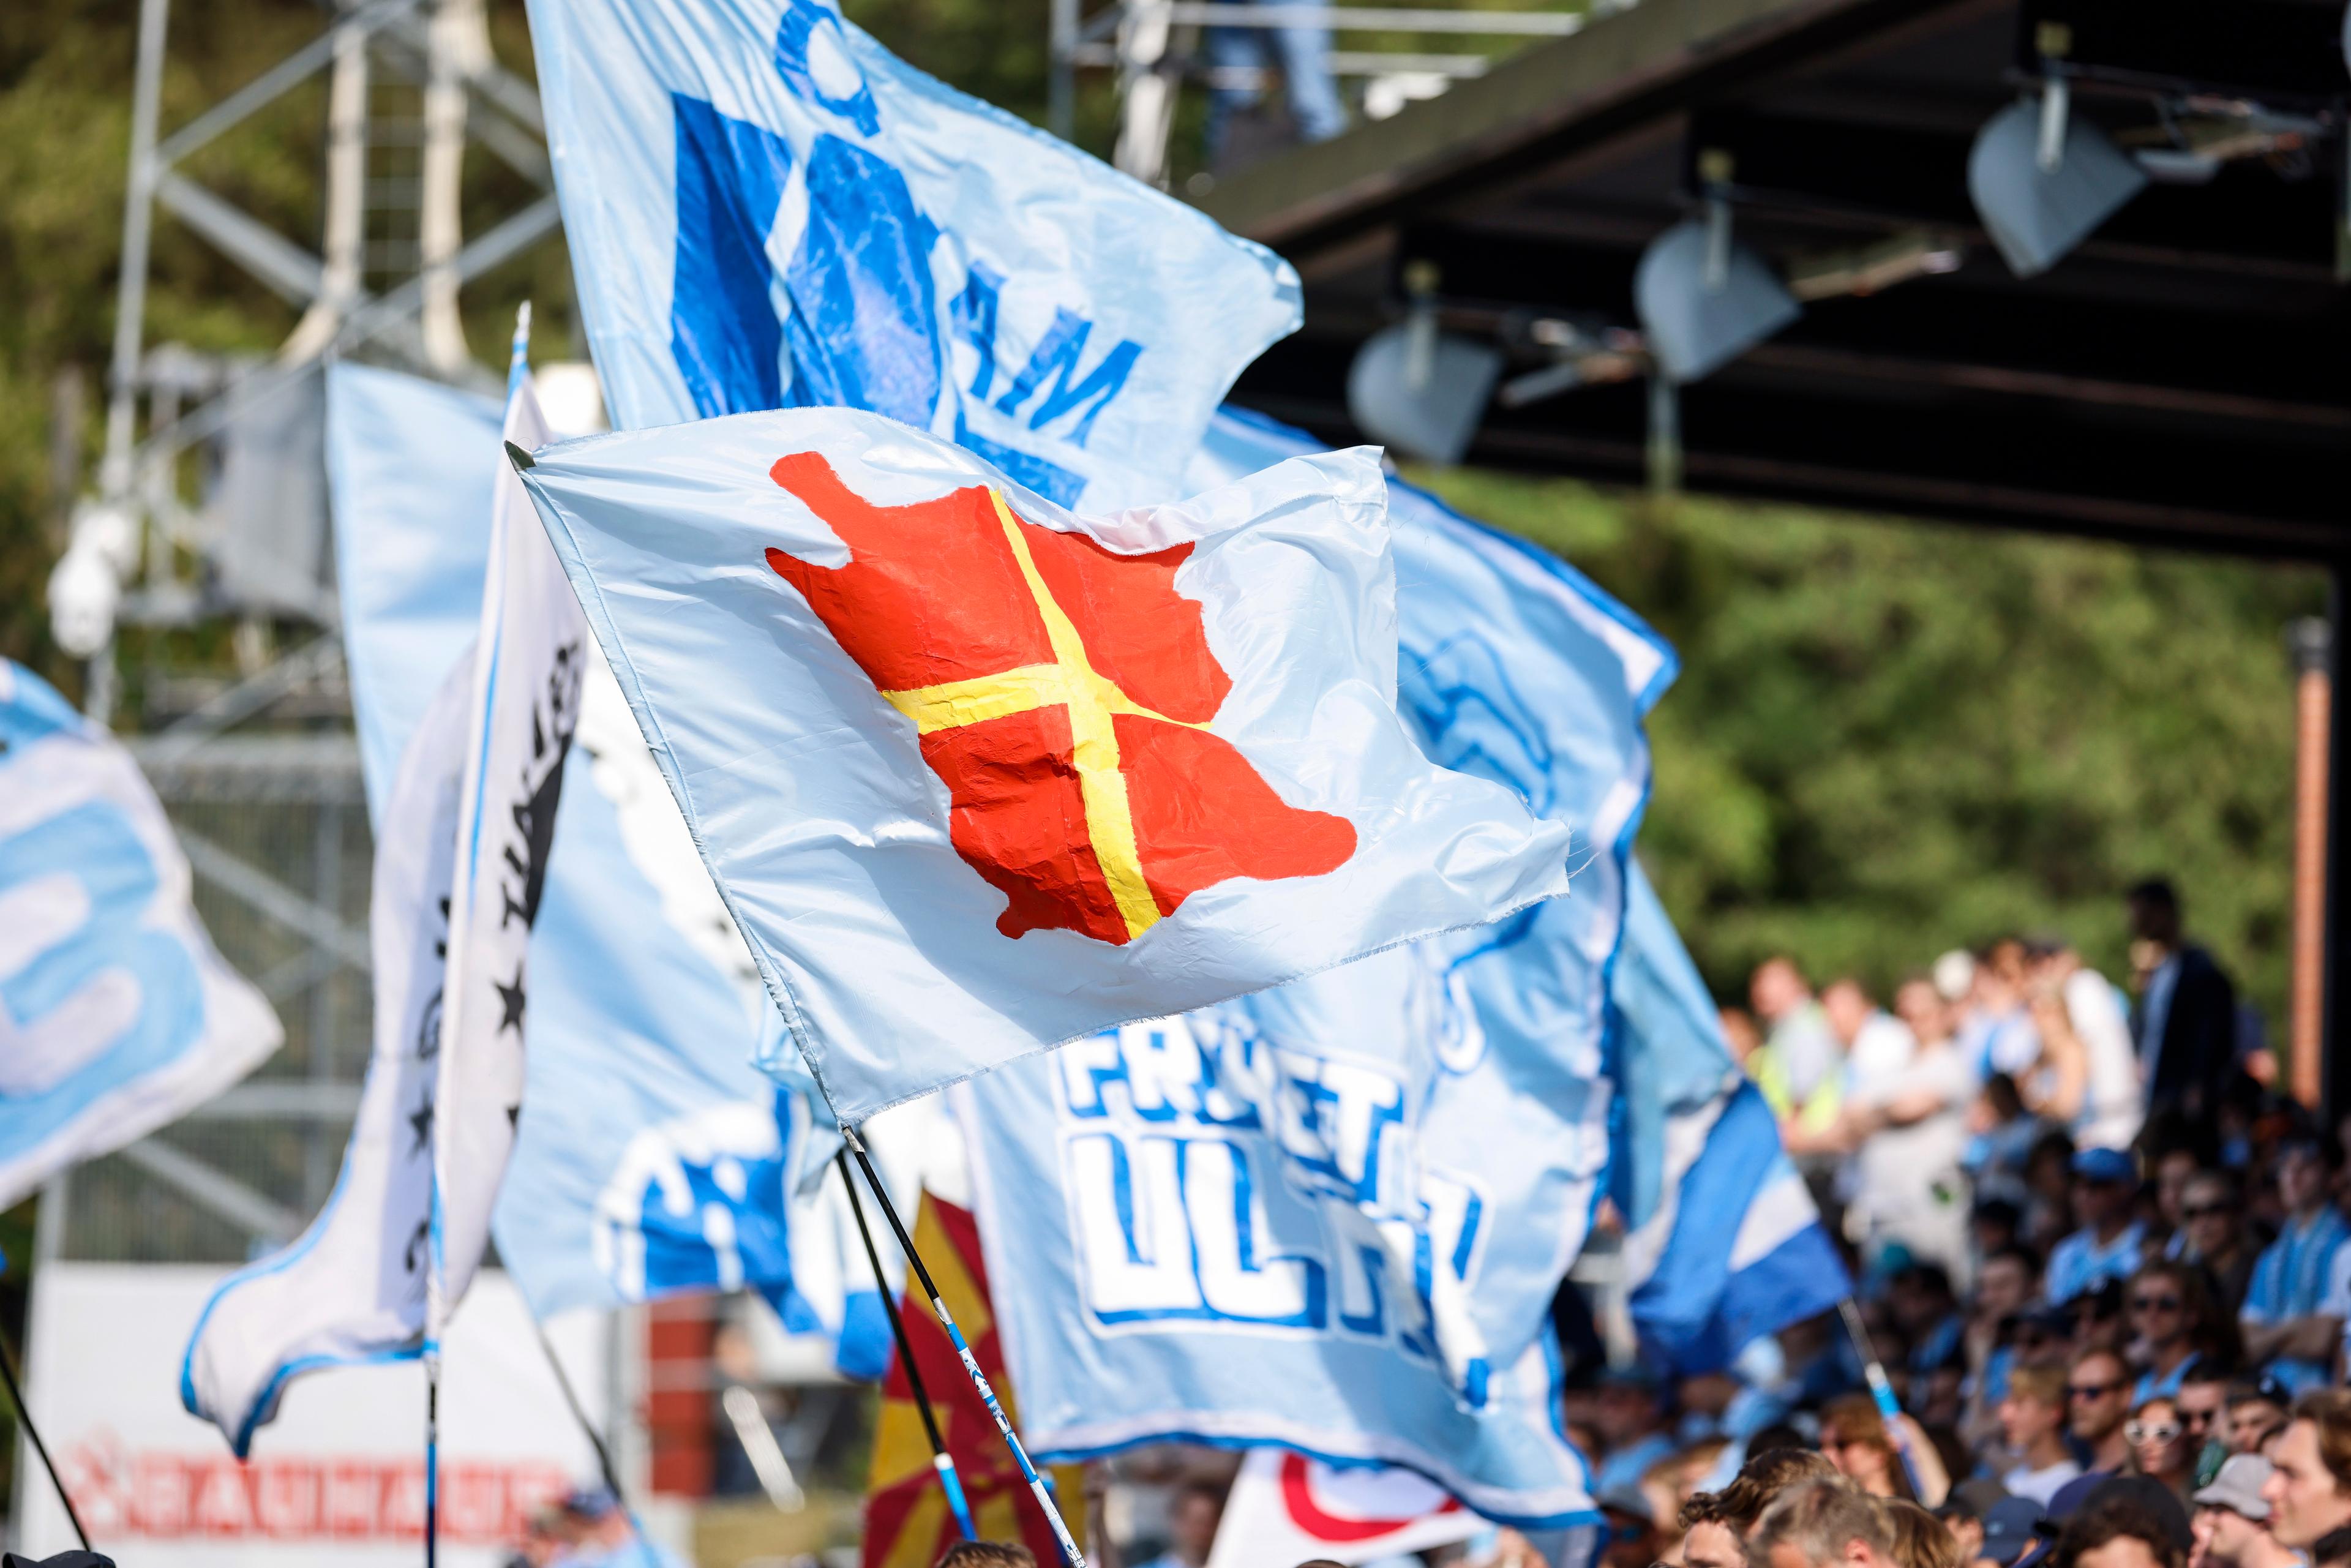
[1835,1296,1927,1501]
[423,1349,441,1568]
[834,1149,977,1542]
[527,1311,656,1554]
[0,1326,91,1551]
[844,1128,1086,1568]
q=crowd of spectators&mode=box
[1569,878,2351,1568]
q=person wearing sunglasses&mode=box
[2069,1349,2137,1476]
[2128,1261,2243,1405]
[2170,1172,2257,1318]
[2177,1365,2235,1490]
[2130,1395,2199,1504]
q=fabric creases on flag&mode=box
[516,405,1575,1122]
[525,0,1297,512]
[1188,407,1673,1375]
[324,362,797,1320]
[181,650,472,1455]
[954,994,1597,1529]
[0,662,282,1214]
[1612,861,1850,1372]
[428,367,590,1345]
[861,1194,1086,1568]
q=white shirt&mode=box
[2003,1459,2084,1507]
[2066,968,2143,1150]
[1853,1045,1974,1230]
[1846,1011,1919,1102]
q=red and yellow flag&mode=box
[862,1195,1087,1568]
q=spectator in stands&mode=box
[1965,1078,2044,1213]
[2153,1150,2202,1261]
[2226,1379,2292,1459]
[1843,982,1978,1282]
[2127,1261,2240,1403]
[2025,1130,2083,1256]
[2125,880,2238,1119]
[1753,958,1844,1132]
[1887,1498,1965,1568]
[1963,1246,2044,1447]
[2130,1395,2199,1504]
[2172,1172,2259,1316]
[2001,1364,2086,1506]
[937,1547,1038,1568]
[2023,940,2143,1155]
[2239,1138,2348,1391]
[1820,1394,1951,1507]
[2069,1349,2136,1476]
[1977,1496,2049,1568]
[2187,1455,2292,1568]
[1130,1482,1222,1568]
[1591,1368,1679,1496]
[1752,1480,1901,1568]
[2259,1392,2351,1549]
[1201,0,1346,167]
[2177,1365,2233,1488]
[1680,1446,1844,1568]
[2050,1481,2193,1568]
[2049,1150,2148,1306]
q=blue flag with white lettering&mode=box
[326,363,806,1315]
[524,0,1299,510]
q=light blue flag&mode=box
[1188,409,1673,1373]
[956,966,1597,1528]
[524,0,1299,512]
[0,661,282,1210]
[325,363,801,1312]
[1611,860,1849,1371]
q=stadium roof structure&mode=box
[1198,0,2351,560]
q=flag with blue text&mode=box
[0,661,281,1213]
[524,0,1298,511]
[517,406,1573,1121]
[956,969,1597,1528]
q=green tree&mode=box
[1417,467,2322,1031]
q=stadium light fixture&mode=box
[1633,149,1801,384]
[1345,260,1503,467]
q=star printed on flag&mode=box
[763,454,1355,944]
[515,405,1576,1120]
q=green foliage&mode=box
[1414,466,2323,1027]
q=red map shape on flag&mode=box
[764,452,1356,945]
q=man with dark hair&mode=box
[2124,880,2236,1119]
[2068,1349,2135,1476]
[2258,1391,2351,1548]
[2227,1379,2292,1458]
[1750,1479,1898,1568]
[2240,1139,2349,1391]
[2055,1501,2187,1568]
[2177,1364,2233,1488]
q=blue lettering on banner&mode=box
[664,1,1145,508]
[1051,1016,1487,1360]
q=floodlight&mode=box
[1967,97,2147,278]
[1345,268,1502,466]
[1633,217,1801,384]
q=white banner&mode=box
[1206,1449,1483,1568]
[22,1264,604,1566]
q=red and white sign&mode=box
[17,1263,606,1566]
[1206,1449,1485,1568]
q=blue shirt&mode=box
[2134,1351,2199,1404]
[1594,1430,1679,1496]
[2245,1207,2351,1323]
[2046,1221,2146,1305]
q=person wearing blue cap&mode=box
[1977,1495,2047,1568]
[2045,1150,2147,1307]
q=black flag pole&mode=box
[843,1128,1086,1568]
[424,1352,441,1568]
[527,1312,656,1552]
[0,1325,91,1551]
[834,1148,977,1542]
